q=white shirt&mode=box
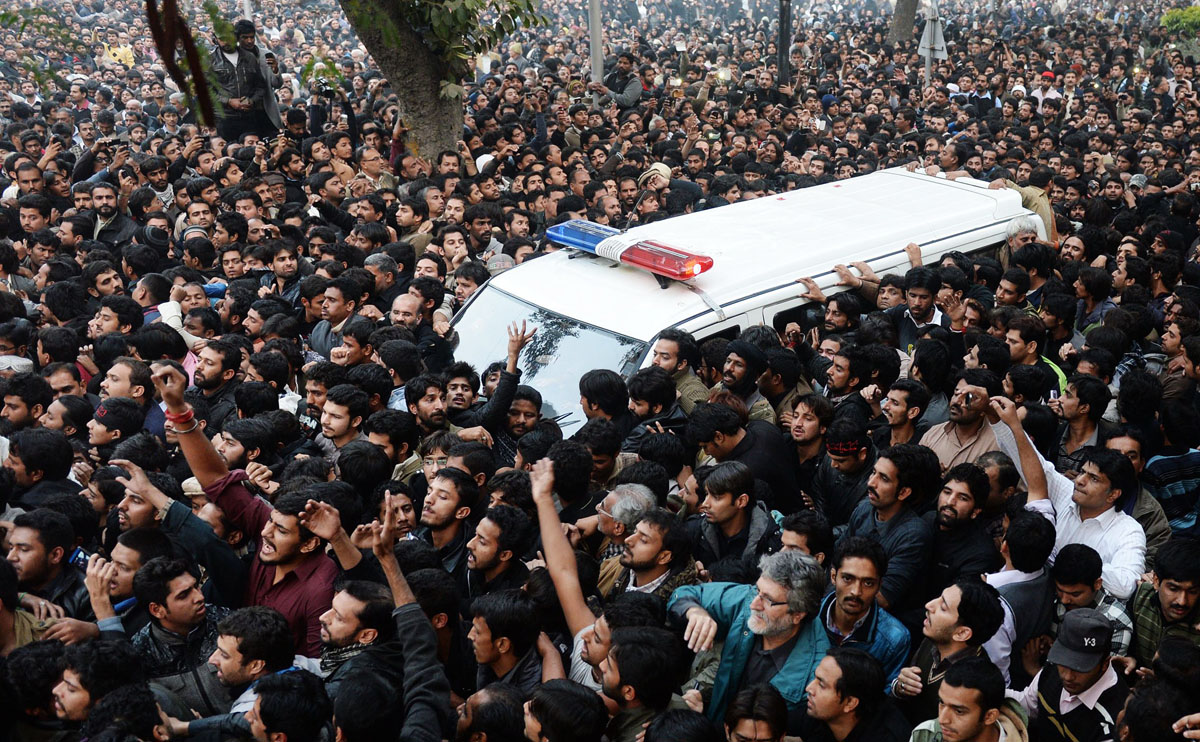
[1008,665,1120,721]
[568,625,602,691]
[982,567,1043,685]
[991,422,1145,600]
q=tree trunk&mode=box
[889,0,919,43]
[337,0,463,158]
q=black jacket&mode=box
[621,403,689,453]
[449,369,520,432]
[725,421,803,513]
[688,501,782,570]
[923,514,1003,603]
[189,380,240,434]
[38,566,94,621]
[17,478,83,509]
[130,606,232,717]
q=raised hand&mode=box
[530,458,555,505]
[150,362,189,410]
[300,499,344,542]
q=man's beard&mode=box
[193,372,224,391]
[618,548,659,573]
[747,610,794,638]
[96,204,116,218]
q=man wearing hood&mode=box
[715,340,776,424]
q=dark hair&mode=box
[953,578,1005,646]
[432,466,480,515]
[37,326,79,363]
[447,441,496,482]
[1161,404,1200,451]
[1120,678,1192,742]
[637,507,692,569]
[656,328,701,370]
[827,647,885,720]
[132,557,193,611]
[325,383,370,423]
[482,504,532,557]
[116,527,175,566]
[5,640,67,714]
[5,372,52,416]
[942,462,990,511]
[362,409,419,460]
[332,671,401,742]
[99,295,144,332]
[336,580,398,642]
[216,606,295,672]
[337,440,395,495]
[686,403,743,445]
[9,428,73,480]
[579,369,628,415]
[645,710,724,742]
[471,589,539,658]
[942,655,1006,715]
[1068,374,1112,424]
[255,669,332,742]
[1050,543,1103,587]
[547,440,595,503]
[1154,537,1200,584]
[793,392,835,428]
[94,397,146,439]
[49,394,94,443]
[1003,511,1056,572]
[877,443,941,504]
[572,417,622,458]
[1078,446,1139,510]
[61,639,145,699]
[636,432,690,479]
[608,626,686,710]
[528,679,608,742]
[831,535,887,576]
[626,366,675,412]
[704,460,754,501]
[724,683,787,737]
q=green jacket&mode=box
[668,582,828,721]
[673,369,710,415]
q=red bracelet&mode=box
[165,408,194,425]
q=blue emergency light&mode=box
[546,220,714,281]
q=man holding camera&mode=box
[210,19,282,141]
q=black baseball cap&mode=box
[1047,608,1112,672]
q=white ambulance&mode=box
[451,167,1045,429]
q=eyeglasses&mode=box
[423,456,449,468]
[752,588,789,609]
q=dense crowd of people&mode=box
[3,0,1200,739]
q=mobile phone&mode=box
[1049,390,1059,401]
[816,119,827,132]
[69,547,92,570]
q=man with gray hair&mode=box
[595,483,656,560]
[998,214,1043,268]
[364,252,402,313]
[668,550,829,721]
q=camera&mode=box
[316,80,337,97]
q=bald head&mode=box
[390,293,422,329]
